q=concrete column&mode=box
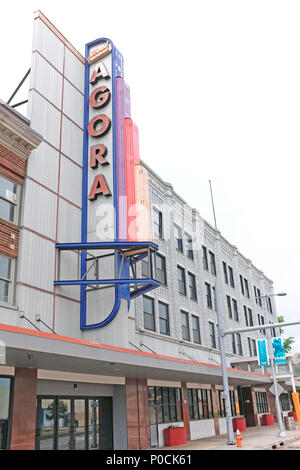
[10,368,37,450]
[180,382,190,441]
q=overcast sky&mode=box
[1,0,300,351]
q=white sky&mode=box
[1,0,300,351]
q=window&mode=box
[188,272,197,301]
[257,288,262,307]
[227,295,232,318]
[174,225,183,252]
[240,275,245,295]
[0,174,18,223]
[268,297,273,314]
[248,308,253,326]
[143,296,155,331]
[223,262,228,284]
[153,209,163,239]
[192,315,201,344]
[148,387,182,425]
[209,251,216,275]
[202,246,208,270]
[255,392,269,414]
[177,266,186,296]
[141,255,150,278]
[209,322,216,349]
[252,339,257,356]
[232,334,237,354]
[248,337,252,356]
[254,286,258,304]
[181,311,190,341]
[232,299,239,321]
[187,388,214,420]
[205,282,212,309]
[185,234,194,260]
[155,253,167,285]
[158,302,169,336]
[258,314,265,334]
[0,254,13,304]
[236,333,243,356]
[244,306,249,326]
[244,278,250,298]
[228,266,235,288]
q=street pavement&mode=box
[161,423,300,450]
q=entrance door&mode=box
[36,397,113,450]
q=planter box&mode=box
[288,411,297,421]
[232,417,246,432]
[262,414,274,426]
[164,427,186,446]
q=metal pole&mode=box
[214,283,236,445]
[265,328,286,437]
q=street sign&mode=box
[272,337,286,365]
[269,383,285,396]
[257,339,270,366]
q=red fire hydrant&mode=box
[236,429,243,448]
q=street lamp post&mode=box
[216,291,300,444]
[259,293,287,438]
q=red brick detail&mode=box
[125,378,150,450]
[10,368,38,450]
[0,142,27,183]
[181,382,191,441]
[211,385,220,435]
[0,218,20,258]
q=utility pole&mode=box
[223,319,300,441]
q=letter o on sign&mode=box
[88,114,111,137]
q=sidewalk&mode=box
[161,424,300,450]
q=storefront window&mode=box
[148,387,182,425]
[0,377,11,420]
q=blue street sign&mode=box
[257,339,270,366]
[272,337,286,365]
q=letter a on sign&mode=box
[89,174,111,200]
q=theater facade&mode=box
[0,11,297,450]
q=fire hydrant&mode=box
[236,429,243,448]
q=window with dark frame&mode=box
[202,246,208,270]
[187,388,214,420]
[158,301,170,336]
[0,174,18,224]
[174,225,183,252]
[223,262,228,284]
[244,305,249,326]
[143,296,155,331]
[177,266,186,296]
[227,295,232,318]
[188,272,197,301]
[153,208,163,239]
[240,275,245,295]
[155,253,167,286]
[232,334,237,354]
[185,234,194,260]
[205,282,212,309]
[209,251,216,275]
[148,387,183,425]
[228,266,235,288]
[181,310,190,341]
[0,254,13,304]
[244,278,250,298]
[232,299,239,321]
[192,315,201,344]
[236,333,243,356]
[209,322,216,349]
